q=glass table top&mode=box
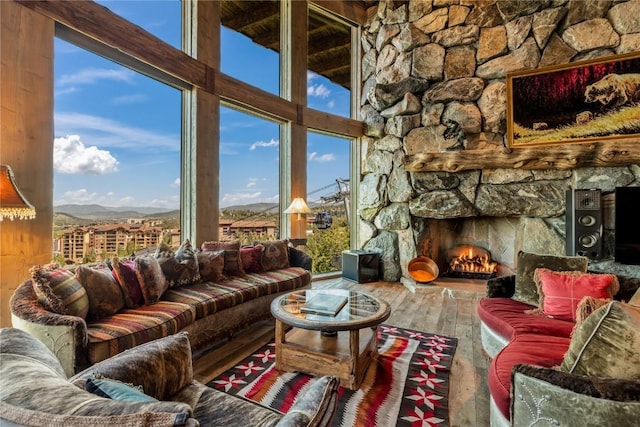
[271,289,391,331]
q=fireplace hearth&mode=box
[445,244,498,279]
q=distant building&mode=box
[226,220,276,241]
[57,220,165,263]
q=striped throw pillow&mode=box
[31,264,89,319]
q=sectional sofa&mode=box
[0,327,339,426]
[478,251,640,426]
[10,239,311,377]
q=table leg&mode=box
[275,319,286,370]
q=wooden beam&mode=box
[404,140,640,172]
[216,72,297,122]
[304,108,364,138]
[16,0,209,90]
[310,0,367,25]
[221,1,279,30]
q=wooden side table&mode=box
[270,289,391,390]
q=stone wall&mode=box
[357,0,640,285]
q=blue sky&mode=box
[53,0,351,210]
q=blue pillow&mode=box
[86,378,158,402]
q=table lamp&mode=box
[0,165,36,221]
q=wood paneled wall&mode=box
[0,0,54,327]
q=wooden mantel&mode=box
[405,139,640,173]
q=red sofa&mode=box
[478,267,640,427]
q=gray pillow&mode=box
[512,251,588,307]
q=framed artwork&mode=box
[507,51,640,148]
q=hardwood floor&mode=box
[193,277,490,427]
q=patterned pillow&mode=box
[75,264,125,320]
[111,257,143,308]
[30,264,89,319]
[240,245,264,273]
[259,240,290,271]
[155,240,201,287]
[201,240,245,277]
[196,249,225,282]
[513,251,589,307]
[532,268,619,321]
[134,255,168,305]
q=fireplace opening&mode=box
[445,244,498,279]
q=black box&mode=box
[342,250,381,283]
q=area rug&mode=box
[208,325,458,427]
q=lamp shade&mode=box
[0,165,36,221]
[284,197,311,220]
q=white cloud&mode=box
[307,71,319,81]
[172,177,180,188]
[250,138,279,150]
[54,135,119,174]
[221,191,262,205]
[58,68,135,86]
[308,84,331,98]
[327,100,335,109]
[112,94,147,105]
[308,152,336,163]
[55,112,179,151]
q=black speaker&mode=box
[566,189,603,260]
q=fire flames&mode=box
[449,246,497,275]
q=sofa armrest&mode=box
[9,280,89,377]
[276,376,339,427]
[289,246,312,271]
[70,332,194,401]
[512,365,640,426]
[486,274,515,298]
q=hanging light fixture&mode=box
[0,165,36,221]
[284,197,311,221]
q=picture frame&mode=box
[507,51,640,148]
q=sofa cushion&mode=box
[532,269,619,321]
[259,240,290,271]
[163,267,311,319]
[196,249,225,282]
[478,297,574,342]
[488,333,570,419]
[71,332,194,402]
[0,328,193,422]
[561,301,640,379]
[76,264,126,320]
[512,251,588,307]
[201,241,245,277]
[240,244,264,273]
[0,401,192,427]
[86,301,196,365]
[155,240,201,288]
[135,255,168,305]
[111,257,144,308]
[30,264,89,319]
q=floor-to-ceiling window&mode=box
[53,1,182,263]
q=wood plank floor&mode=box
[193,277,490,427]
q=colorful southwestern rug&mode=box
[208,325,458,427]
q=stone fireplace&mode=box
[356,0,640,288]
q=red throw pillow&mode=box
[533,268,619,321]
[240,245,264,273]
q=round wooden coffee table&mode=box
[270,289,391,390]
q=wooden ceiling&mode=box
[220,0,355,89]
